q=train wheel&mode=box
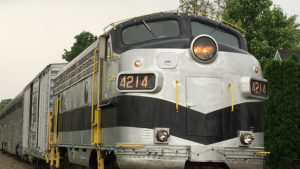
[104,152,119,169]
[89,151,119,169]
[89,150,98,169]
[15,145,21,157]
[61,151,71,169]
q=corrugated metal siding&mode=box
[22,87,31,149]
[38,70,50,153]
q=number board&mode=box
[250,79,268,98]
[118,73,155,90]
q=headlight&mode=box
[240,133,254,145]
[191,35,218,63]
[156,129,169,142]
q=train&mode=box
[0,11,269,169]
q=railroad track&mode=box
[0,151,90,169]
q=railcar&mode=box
[0,93,23,156]
[51,11,269,169]
[21,63,66,160]
[0,64,65,162]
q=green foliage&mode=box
[264,58,300,169]
[0,99,12,112]
[258,56,269,70]
[222,0,300,59]
[179,0,226,17]
[292,43,300,50]
[62,31,97,62]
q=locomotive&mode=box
[0,11,269,169]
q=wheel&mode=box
[15,145,21,157]
[89,151,119,169]
[89,150,97,169]
[104,152,119,169]
[61,151,71,169]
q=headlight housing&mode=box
[156,129,169,142]
[240,133,254,145]
[190,35,218,63]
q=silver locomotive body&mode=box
[52,12,268,169]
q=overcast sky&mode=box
[0,0,299,101]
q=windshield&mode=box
[122,20,180,45]
[191,21,240,49]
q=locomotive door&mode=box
[101,42,119,104]
[185,77,223,142]
[29,79,40,148]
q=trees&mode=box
[179,0,300,60]
[62,31,97,62]
[179,0,226,17]
[222,0,300,60]
[264,56,300,169]
[222,1,300,167]
[0,99,12,112]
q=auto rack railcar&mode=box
[0,64,65,161]
[0,93,23,156]
[22,63,66,159]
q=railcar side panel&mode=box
[0,93,24,156]
[22,86,31,152]
[22,64,66,158]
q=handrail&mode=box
[196,11,246,36]
[46,111,52,164]
[91,47,104,169]
[228,83,234,112]
[54,99,60,168]
[91,47,99,145]
[103,9,180,33]
[50,99,60,168]
[96,50,102,146]
[175,80,179,112]
[48,111,52,149]
[103,9,246,36]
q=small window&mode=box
[122,20,180,44]
[191,22,239,48]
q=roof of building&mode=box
[277,49,300,60]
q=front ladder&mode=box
[91,47,104,169]
[48,99,60,168]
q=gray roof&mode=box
[278,49,300,60]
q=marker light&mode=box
[134,60,141,67]
[254,66,259,73]
[191,35,218,63]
